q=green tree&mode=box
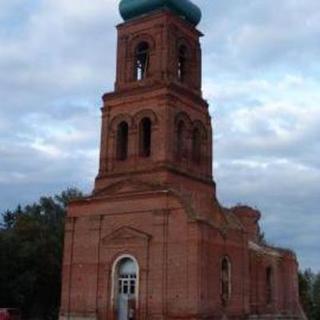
[0,188,83,320]
[299,269,315,319]
[313,272,320,320]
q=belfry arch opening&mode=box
[178,45,187,82]
[116,121,129,161]
[135,42,150,81]
[139,117,152,158]
[113,256,139,320]
[177,120,186,160]
[192,127,201,164]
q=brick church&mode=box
[59,1,306,319]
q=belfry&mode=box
[59,1,305,320]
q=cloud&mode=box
[0,0,319,271]
[200,0,320,76]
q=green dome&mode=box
[119,0,202,26]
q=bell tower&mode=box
[95,0,215,200]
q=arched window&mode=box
[116,121,128,161]
[113,256,138,320]
[221,257,231,306]
[192,127,201,163]
[266,267,273,305]
[177,120,186,159]
[139,117,152,158]
[135,42,149,81]
[178,45,187,82]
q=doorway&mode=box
[114,257,138,320]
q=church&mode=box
[59,1,305,319]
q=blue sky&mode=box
[0,0,319,271]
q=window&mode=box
[266,267,273,305]
[135,42,149,81]
[178,45,187,82]
[192,127,201,163]
[221,257,231,305]
[139,117,152,157]
[177,120,186,159]
[116,121,128,161]
[117,258,137,296]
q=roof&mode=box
[119,0,202,26]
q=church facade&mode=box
[59,1,305,320]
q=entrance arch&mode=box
[112,255,139,320]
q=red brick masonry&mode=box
[59,9,306,320]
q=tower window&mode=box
[177,120,186,160]
[266,267,273,305]
[178,45,187,82]
[192,127,201,164]
[221,257,231,306]
[116,121,129,161]
[139,117,152,158]
[135,42,149,81]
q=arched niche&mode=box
[221,256,232,306]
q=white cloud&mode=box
[201,0,320,76]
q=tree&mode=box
[298,269,320,320]
[0,188,83,320]
[299,269,315,319]
[313,273,320,320]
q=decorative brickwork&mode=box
[59,6,305,320]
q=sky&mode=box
[0,0,319,271]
